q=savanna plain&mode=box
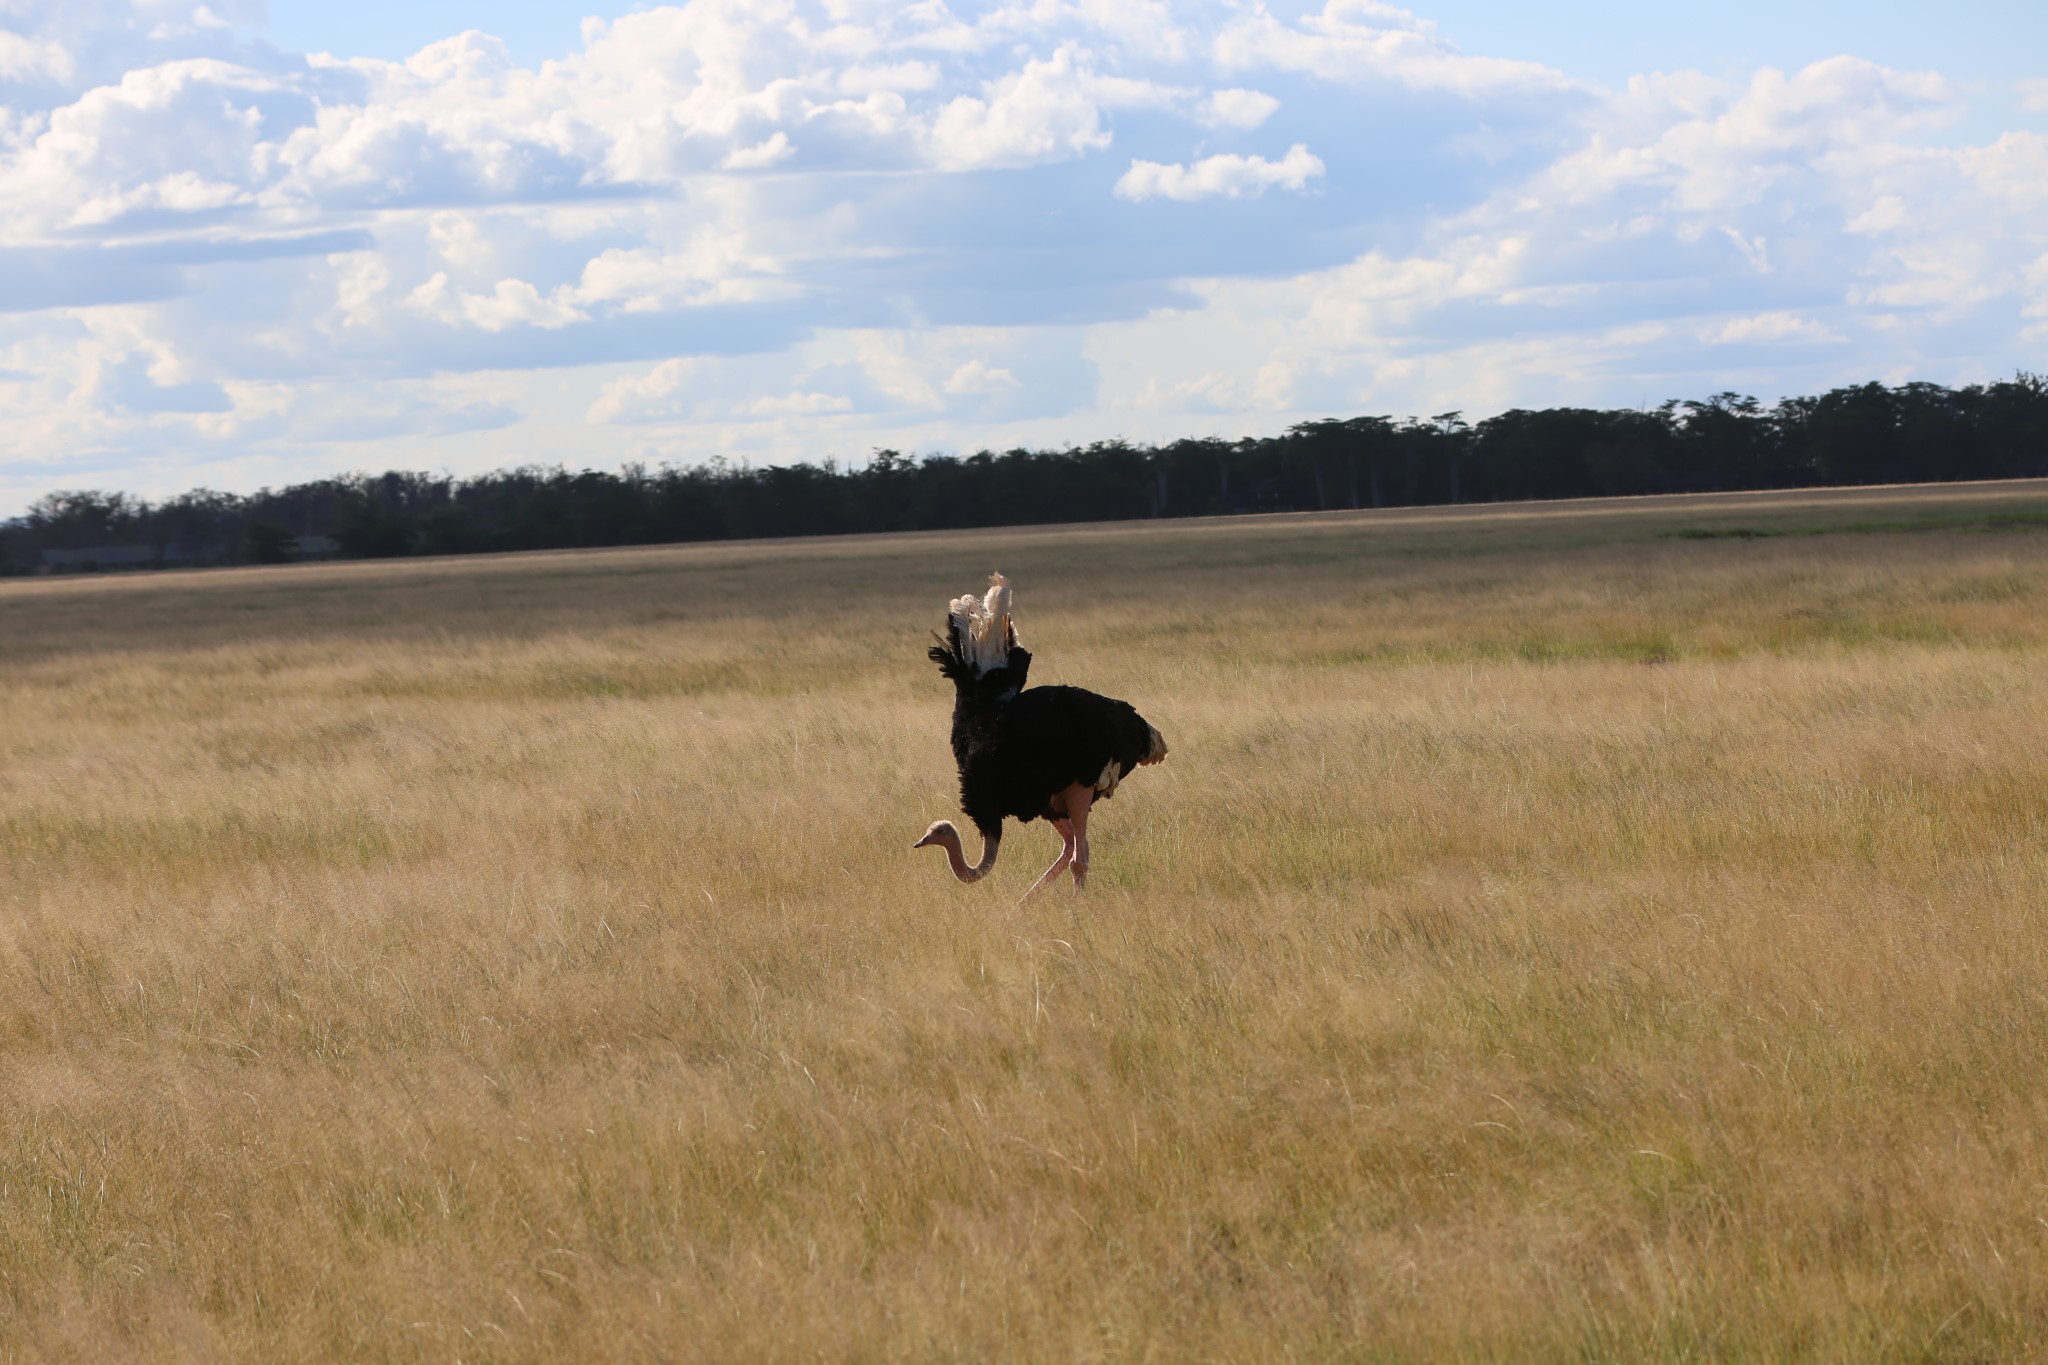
[7,482,2048,1361]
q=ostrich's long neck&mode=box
[923,823,1001,882]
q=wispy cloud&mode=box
[1699,312,1845,345]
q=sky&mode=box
[1,1,2044,515]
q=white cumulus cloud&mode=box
[0,31,75,82]
[945,359,1021,393]
[1199,87,1279,128]
[926,45,1114,171]
[587,357,698,424]
[748,389,852,416]
[1115,143,1325,201]
[721,131,795,170]
[406,274,586,332]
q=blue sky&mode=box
[265,1,2048,87]
[1,1,2044,514]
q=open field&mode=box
[6,480,2048,1360]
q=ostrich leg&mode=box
[1021,818,1076,902]
[1066,785,1095,890]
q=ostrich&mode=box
[914,574,1168,898]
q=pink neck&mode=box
[925,822,1000,882]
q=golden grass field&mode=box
[6,481,2048,1360]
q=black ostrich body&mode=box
[917,579,1167,895]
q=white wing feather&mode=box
[947,572,1019,676]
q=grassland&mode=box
[5,480,2048,1360]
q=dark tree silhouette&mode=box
[7,373,2048,575]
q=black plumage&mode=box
[915,580,1167,895]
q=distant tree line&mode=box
[6,374,2047,573]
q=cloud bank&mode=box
[0,0,2043,511]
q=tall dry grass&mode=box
[4,482,2048,1360]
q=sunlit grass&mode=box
[4,482,2048,1358]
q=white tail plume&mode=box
[947,572,1018,676]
